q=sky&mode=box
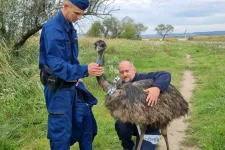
[79,0,225,34]
[110,0,225,34]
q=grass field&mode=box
[148,35,225,42]
[0,37,224,150]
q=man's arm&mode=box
[139,71,171,106]
[147,71,171,92]
[44,27,89,82]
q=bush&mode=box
[188,36,194,40]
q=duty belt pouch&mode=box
[47,75,61,93]
[40,69,48,85]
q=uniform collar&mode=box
[131,73,138,82]
[57,11,73,32]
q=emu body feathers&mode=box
[105,79,188,129]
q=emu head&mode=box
[94,40,107,66]
[94,40,107,52]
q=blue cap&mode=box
[70,0,90,10]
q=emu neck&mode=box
[96,75,112,92]
[96,51,104,66]
[96,49,112,92]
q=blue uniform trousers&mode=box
[115,120,160,150]
[70,99,97,150]
[44,85,97,150]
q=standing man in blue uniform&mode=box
[115,60,171,150]
[39,0,104,149]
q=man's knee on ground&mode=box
[115,121,134,137]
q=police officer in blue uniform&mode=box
[39,0,104,149]
[115,60,171,150]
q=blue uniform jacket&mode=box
[39,11,88,82]
[76,82,98,105]
[39,11,97,105]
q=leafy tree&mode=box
[120,16,147,39]
[155,24,174,40]
[102,17,121,38]
[0,0,117,54]
[87,16,148,39]
[0,1,6,39]
[135,23,148,39]
[121,16,135,26]
[87,21,103,37]
[120,25,136,39]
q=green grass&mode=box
[191,35,225,41]
[0,37,225,149]
[183,41,225,150]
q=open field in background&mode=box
[147,35,225,42]
[0,36,225,150]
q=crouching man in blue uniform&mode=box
[115,60,171,150]
[39,0,104,149]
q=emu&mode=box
[94,40,189,150]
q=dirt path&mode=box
[158,54,198,150]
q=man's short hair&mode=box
[119,59,135,68]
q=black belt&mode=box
[61,82,76,88]
[42,65,77,88]
[60,82,84,100]
[58,81,84,100]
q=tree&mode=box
[0,0,118,54]
[120,16,147,39]
[87,21,102,37]
[101,17,121,38]
[0,1,6,39]
[155,24,174,41]
[121,16,135,26]
[135,23,148,39]
[87,16,148,39]
[120,25,136,39]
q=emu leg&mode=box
[137,124,147,150]
[137,133,144,150]
[161,127,170,150]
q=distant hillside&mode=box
[78,31,225,38]
[192,31,225,36]
[142,31,225,39]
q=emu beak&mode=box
[96,46,100,52]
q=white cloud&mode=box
[79,0,225,34]
[174,23,225,33]
[110,0,225,34]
